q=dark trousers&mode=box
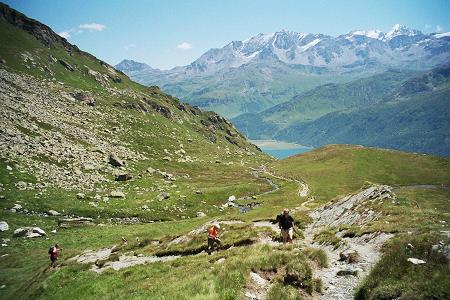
[207,237,221,254]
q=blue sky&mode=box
[4,0,450,69]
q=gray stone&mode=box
[13,227,46,238]
[109,154,125,167]
[48,210,61,216]
[159,192,170,200]
[76,193,86,199]
[15,181,27,190]
[58,217,94,228]
[0,221,9,232]
[110,190,125,198]
[115,173,132,181]
[407,258,426,265]
[196,211,206,218]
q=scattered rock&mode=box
[339,250,361,263]
[76,193,86,199]
[13,227,46,238]
[110,190,125,198]
[158,192,170,200]
[59,59,74,71]
[196,211,206,218]
[10,203,23,212]
[109,153,125,167]
[115,173,132,181]
[195,190,203,195]
[336,267,360,276]
[15,181,27,190]
[0,221,9,232]
[47,210,61,216]
[146,167,156,174]
[407,258,426,265]
[72,91,95,106]
[6,165,12,171]
[58,217,95,228]
[228,195,236,201]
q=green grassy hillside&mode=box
[234,64,450,157]
[0,3,449,300]
[233,69,416,138]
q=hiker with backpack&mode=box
[276,209,295,243]
[49,244,62,268]
[206,223,221,255]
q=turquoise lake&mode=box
[250,140,313,160]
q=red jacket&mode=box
[208,226,219,239]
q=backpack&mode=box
[48,247,54,255]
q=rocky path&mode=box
[69,168,393,300]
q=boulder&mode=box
[48,210,61,216]
[146,167,156,174]
[158,192,170,200]
[110,190,125,198]
[407,258,426,265]
[58,217,94,228]
[15,181,27,190]
[115,173,132,181]
[196,212,206,218]
[13,227,47,238]
[336,267,361,276]
[339,250,361,263]
[72,92,95,106]
[0,221,9,232]
[76,193,85,199]
[10,203,23,212]
[59,59,74,71]
[228,195,236,201]
[109,154,125,167]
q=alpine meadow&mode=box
[0,1,449,300]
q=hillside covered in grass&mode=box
[0,3,449,300]
[234,64,450,157]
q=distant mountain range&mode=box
[117,25,450,118]
[117,25,450,156]
[234,62,450,156]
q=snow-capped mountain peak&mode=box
[385,24,422,40]
[349,29,384,39]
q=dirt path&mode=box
[69,167,392,300]
[300,185,395,300]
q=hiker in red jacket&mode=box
[207,224,221,255]
[49,244,61,268]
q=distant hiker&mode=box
[49,244,61,268]
[207,224,221,255]
[276,209,294,243]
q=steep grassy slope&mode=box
[233,69,417,138]
[234,63,450,157]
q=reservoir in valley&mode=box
[250,140,313,160]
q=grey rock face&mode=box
[13,227,47,238]
[109,154,125,167]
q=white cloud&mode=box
[124,44,136,51]
[78,23,106,31]
[177,42,193,50]
[436,25,444,32]
[58,31,71,39]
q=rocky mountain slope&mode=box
[0,1,270,221]
[1,3,449,300]
[234,62,450,157]
[117,26,450,117]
